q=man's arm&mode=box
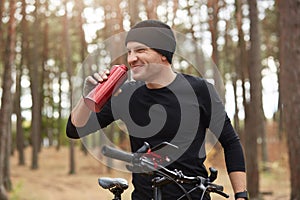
[66,97,94,139]
[229,171,248,199]
[71,97,92,127]
[204,82,248,199]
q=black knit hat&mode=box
[125,20,176,64]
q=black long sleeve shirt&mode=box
[66,73,245,199]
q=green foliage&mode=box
[9,181,23,200]
[41,116,71,147]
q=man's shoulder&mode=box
[179,73,210,89]
[181,73,205,81]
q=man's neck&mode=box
[146,68,177,89]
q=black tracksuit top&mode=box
[66,73,245,199]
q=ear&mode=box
[161,55,167,62]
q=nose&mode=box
[127,52,138,65]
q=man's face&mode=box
[126,41,165,82]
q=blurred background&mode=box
[0,0,299,199]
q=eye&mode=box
[136,48,146,53]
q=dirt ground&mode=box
[9,146,133,200]
[9,122,290,200]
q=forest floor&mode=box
[9,121,290,200]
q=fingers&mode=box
[92,70,109,82]
[83,69,110,97]
[94,69,110,82]
[87,69,110,85]
[86,76,98,85]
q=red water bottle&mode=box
[84,64,128,112]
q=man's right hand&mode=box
[83,69,110,96]
[71,69,111,127]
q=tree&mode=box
[0,0,5,58]
[278,0,300,199]
[128,0,140,26]
[233,0,247,138]
[207,0,225,101]
[30,0,42,170]
[74,0,88,155]
[0,0,16,198]
[63,0,76,175]
[41,0,51,146]
[74,0,87,64]
[244,0,265,198]
[15,0,29,166]
[144,0,158,19]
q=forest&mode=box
[0,0,299,199]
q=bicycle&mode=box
[98,142,229,200]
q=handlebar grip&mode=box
[102,145,134,163]
[214,184,224,191]
[209,183,224,192]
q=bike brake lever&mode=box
[126,164,142,172]
[136,142,150,154]
[126,164,143,173]
[214,190,230,198]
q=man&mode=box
[66,20,248,200]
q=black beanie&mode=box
[125,20,176,64]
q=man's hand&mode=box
[71,69,111,127]
[83,69,110,96]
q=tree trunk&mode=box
[75,0,87,63]
[278,0,300,199]
[3,121,12,192]
[15,56,25,166]
[15,0,29,167]
[234,0,247,141]
[30,0,42,170]
[0,0,5,55]
[207,0,225,102]
[171,0,178,26]
[63,0,76,174]
[75,0,89,155]
[57,64,62,151]
[15,66,25,165]
[42,0,50,146]
[128,0,140,25]
[0,0,16,198]
[245,0,265,199]
[184,2,205,76]
[69,140,76,174]
[145,0,158,19]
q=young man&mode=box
[66,20,248,200]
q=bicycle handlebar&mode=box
[102,145,134,163]
[101,144,229,199]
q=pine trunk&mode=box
[15,0,29,166]
[278,0,300,199]
[234,0,247,143]
[30,0,42,170]
[207,0,225,100]
[245,0,265,198]
[63,0,76,174]
[0,0,4,53]
[0,0,16,198]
